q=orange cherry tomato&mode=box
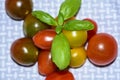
[70,47,87,68]
[62,30,87,48]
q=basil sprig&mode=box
[32,0,95,70]
[59,0,81,20]
[63,20,94,31]
[51,33,71,70]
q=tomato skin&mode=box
[70,47,87,68]
[62,30,87,48]
[84,18,97,41]
[33,29,56,50]
[10,38,39,66]
[23,14,50,38]
[87,33,118,66]
[5,0,33,20]
[38,50,57,76]
[45,70,75,80]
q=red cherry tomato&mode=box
[84,18,97,41]
[45,70,75,80]
[38,50,57,76]
[33,29,56,50]
[87,33,118,66]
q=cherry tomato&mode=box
[10,38,39,66]
[45,70,75,80]
[33,29,56,50]
[84,18,98,41]
[5,0,33,20]
[38,50,57,76]
[87,33,118,66]
[23,13,51,38]
[62,30,87,48]
[70,47,87,68]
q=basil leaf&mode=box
[57,12,64,26]
[32,10,57,26]
[51,33,71,70]
[59,0,81,20]
[63,20,94,31]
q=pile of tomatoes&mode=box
[5,0,118,80]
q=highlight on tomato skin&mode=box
[86,33,118,66]
[32,29,56,50]
[38,50,57,76]
[83,18,98,41]
[45,70,75,80]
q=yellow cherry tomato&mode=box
[70,47,87,68]
[62,30,87,48]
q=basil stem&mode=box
[55,25,63,34]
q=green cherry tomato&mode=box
[62,30,87,48]
[87,33,118,66]
[23,13,51,38]
[10,38,39,66]
[5,0,33,20]
[70,47,87,68]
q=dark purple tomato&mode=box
[23,13,51,38]
[10,38,39,66]
[5,0,33,20]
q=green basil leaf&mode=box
[57,12,64,26]
[63,20,94,31]
[51,33,71,70]
[32,10,57,26]
[59,0,81,20]
[55,25,63,34]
